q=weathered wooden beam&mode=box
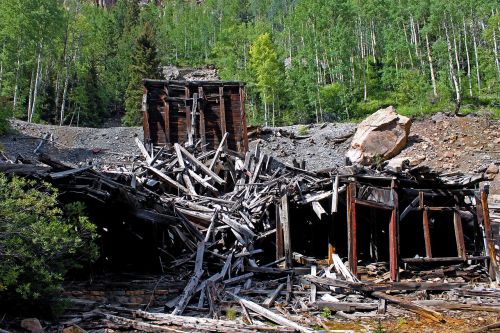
[229,293,313,333]
[372,291,444,322]
[454,205,466,259]
[175,143,225,185]
[171,241,205,315]
[281,194,292,268]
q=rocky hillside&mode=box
[1,112,499,197]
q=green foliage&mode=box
[373,320,387,333]
[225,307,237,320]
[123,22,160,126]
[297,124,308,136]
[320,307,332,319]
[0,0,498,127]
[0,97,11,134]
[0,175,98,307]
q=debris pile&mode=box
[1,130,499,332]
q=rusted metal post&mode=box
[389,179,399,281]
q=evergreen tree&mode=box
[123,22,160,126]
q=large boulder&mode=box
[346,106,411,165]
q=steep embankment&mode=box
[1,114,499,198]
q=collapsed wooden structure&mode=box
[143,79,248,153]
[1,130,499,332]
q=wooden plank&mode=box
[185,87,192,144]
[331,175,339,213]
[219,86,227,147]
[230,293,313,333]
[239,86,249,152]
[146,166,189,194]
[312,201,326,219]
[389,179,399,282]
[176,143,226,185]
[172,241,205,315]
[347,183,357,276]
[310,266,317,303]
[372,291,444,322]
[281,194,292,268]
[174,143,196,195]
[209,132,229,171]
[276,204,284,260]
[198,87,206,150]
[262,283,285,308]
[422,209,433,258]
[454,206,466,259]
[480,191,499,283]
[135,137,152,164]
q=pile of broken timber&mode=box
[1,134,500,333]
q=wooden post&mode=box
[281,194,292,268]
[198,86,206,150]
[276,203,284,260]
[239,85,248,152]
[185,87,192,145]
[219,86,227,148]
[420,192,432,258]
[143,86,149,143]
[347,182,357,276]
[453,206,466,259]
[389,179,399,281]
[480,191,498,282]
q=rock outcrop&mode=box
[346,106,411,165]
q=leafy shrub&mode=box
[297,124,308,136]
[0,97,12,135]
[0,175,98,311]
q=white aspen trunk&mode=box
[263,97,268,127]
[363,58,368,102]
[426,34,438,97]
[445,23,461,113]
[0,59,3,94]
[471,22,481,94]
[371,20,376,62]
[29,51,42,123]
[462,17,473,97]
[451,17,462,88]
[60,73,69,126]
[271,94,275,128]
[410,15,420,60]
[13,57,20,110]
[350,55,355,84]
[493,27,499,76]
[27,69,35,121]
[402,20,414,68]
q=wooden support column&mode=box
[347,182,357,276]
[280,194,292,268]
[420,192,432,258]
[389,179,399,282]
[185,87,192,145]
[239,85,248,152]
[453,206,466,259]
[276,203,284,260]
[219,86,227,148]
[142,87,149,143]
[328,175,339,264]
[480,191,498,282]
[198,86,206,150]
[163,86,170,145]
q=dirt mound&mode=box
[0,120,142,167]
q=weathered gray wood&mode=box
[229,293,313,333]
[172,241,205,315]
[280,194,292,268]
[262,283,285,308]
[176,143,225,184]
[135,137,152,164]
[310,265,317,303]
[331,175,339,213]
[209,132,229,170]
[146,166,189,194]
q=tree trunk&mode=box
[471,22,481,95]
[60,72,69,126]
[263,98,268,127]
[27,69,35,121]
[13,57,20,110]
[445,23,461,114]
[493,27,500,77]
[425,34,438,97]
[463,17,473,97]
[451,17,462,88]
[29,51,42,123]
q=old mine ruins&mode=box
[1,80,499,333]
